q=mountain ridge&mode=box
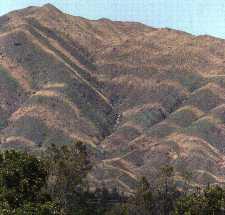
[0,4,225,192]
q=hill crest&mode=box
[0,4,225,192]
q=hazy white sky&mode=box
[1,0,225,39]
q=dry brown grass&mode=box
[1,4,225,192]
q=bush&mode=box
[0,150,61,214]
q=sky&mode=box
[0,0,225,39]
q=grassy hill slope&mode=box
[0,4,225,192]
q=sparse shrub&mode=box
[0,66,20,91]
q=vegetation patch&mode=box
[184,84,225,112]
[168,106,204,127]
[147,121,180,138]
[155,70,206,92]
[125,104,167,131]
[184,116,225,151]
[4,115,49,147]
[0,65,20,91]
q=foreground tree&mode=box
[45,141,92,214]
[157,165,180,214]
[0,144,122,215]
[45,142,124,214]
[107,165,180,215]
[0,150,60,214]
[174,185,225,215]
[1,148,224,215]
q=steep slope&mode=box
[0,4,225,192]
[0,5,118,151]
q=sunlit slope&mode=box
[0,6,117,150]
[0,4,225,191]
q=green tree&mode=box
[134,177,154,214]
[45,141,91,214]
[45,141,124,215]
[183,170,193,194]
[106,177,154,215]
[174,185,225,215]
[157,165,179,215]
[0,150,60,214]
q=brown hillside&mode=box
[0,4,225,192]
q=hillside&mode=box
[0,4,225,192]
